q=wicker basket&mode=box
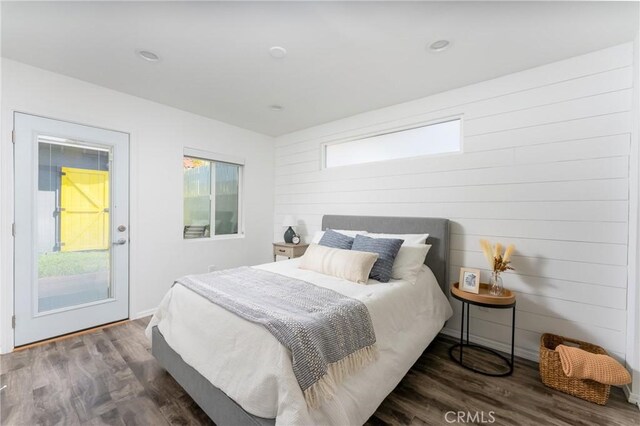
[539,333,611,405]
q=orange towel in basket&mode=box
[556,344,631,385]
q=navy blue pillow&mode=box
[318,229,355,250]
[351,234,404,283]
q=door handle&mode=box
[113,238,127,245]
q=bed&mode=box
[149,215,452,425]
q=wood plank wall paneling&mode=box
[272,43,635,362]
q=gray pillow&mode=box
[318,229,355,250]
[351,234,404,283]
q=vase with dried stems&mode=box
[480,240,515,296]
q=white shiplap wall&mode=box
[273,43,635,362]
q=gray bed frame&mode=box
[152,215,449,425]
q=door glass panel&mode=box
[183,157,211,238]
[37,137,111,312]
[215,162,239,235]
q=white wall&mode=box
[628,31,640,406]
[0,59,275,352]
[273,44,636,368]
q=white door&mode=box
[13,113,129,346]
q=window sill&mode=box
[184,233,245,242]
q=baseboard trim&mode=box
[132,307,156,320]
[440,327,539,363]
[623,384,640,408]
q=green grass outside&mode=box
[38,250,109,278]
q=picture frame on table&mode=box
[459,267,481,294]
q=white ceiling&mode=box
[2,1,638,136]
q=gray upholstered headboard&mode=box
[321,215,450,292]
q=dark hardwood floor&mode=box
[1,317,638,425]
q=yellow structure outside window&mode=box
[60,167,109,251]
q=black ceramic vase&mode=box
[284,226,296,243]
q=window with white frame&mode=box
[324,118,462,168]
[183,149,243,239]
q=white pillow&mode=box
[311,229,368,244]
[367,232,429,246]
[299,244,379,284]
[392,244,432,283]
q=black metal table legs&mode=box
[448,301,516,377]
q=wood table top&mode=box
[451,282,516,306]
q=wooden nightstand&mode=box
[272,242,309,261]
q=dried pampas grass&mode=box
[480,239,495,269]
[503,244,515,263]
[479,239,515,273]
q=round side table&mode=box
[448,282,516,377]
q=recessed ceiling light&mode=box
[269,46,287,59]
[269,105,284,111]
[429,40,450,52]
[136,49,160,62]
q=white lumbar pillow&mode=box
[311,229,368,244]
[299,244,378,284]
[391,244,432,283]
[367,232,429,246]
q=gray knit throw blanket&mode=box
[175,266,377,408]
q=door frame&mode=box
[2,110,132,351]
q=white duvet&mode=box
[146,259,452,425]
